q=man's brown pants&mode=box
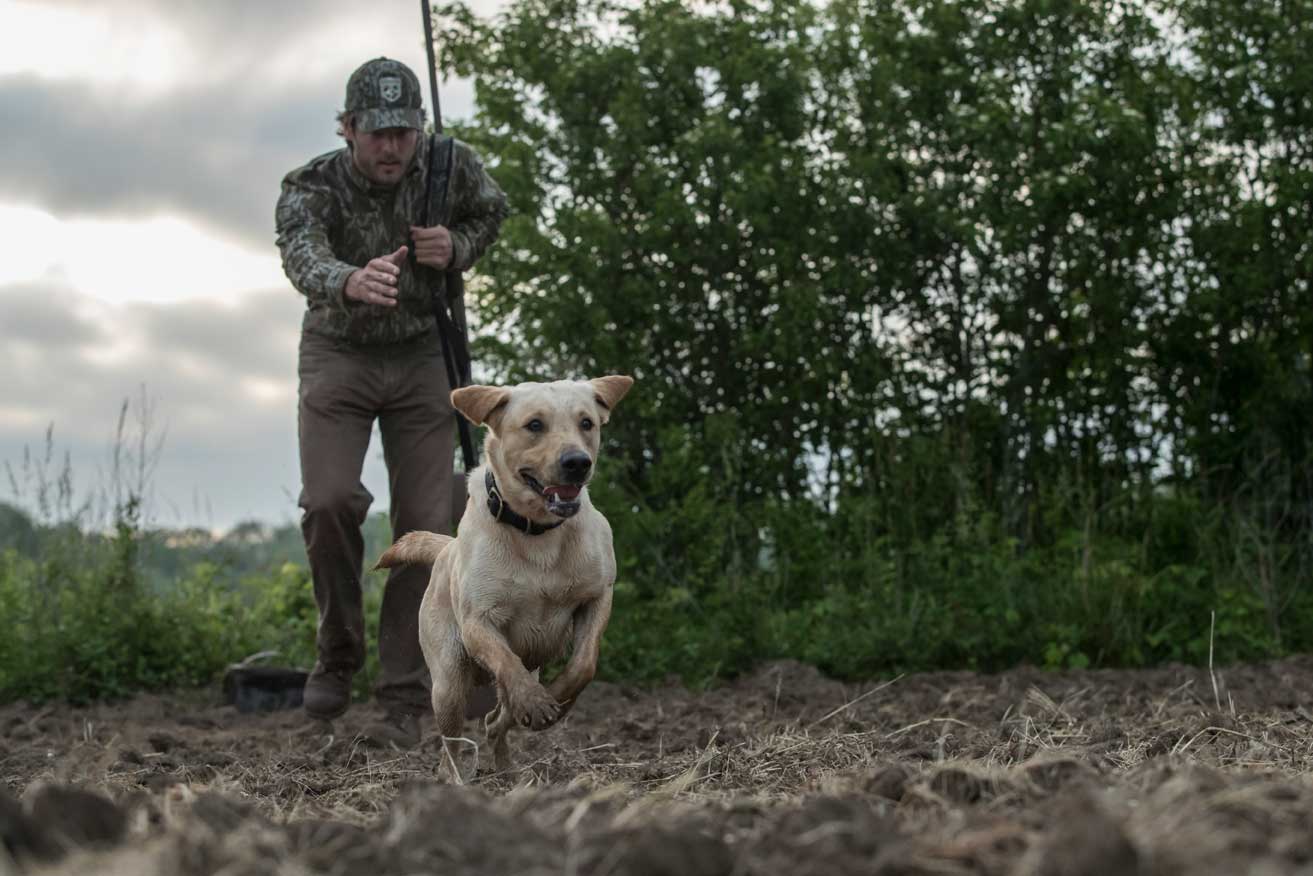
[297,328,455,716]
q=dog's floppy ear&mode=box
[589,375,633,423]
[451,385,511,430]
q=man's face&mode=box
[345,122,419,186]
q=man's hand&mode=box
[345,246,407,307]
[410,225,454,270]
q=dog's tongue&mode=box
[544,485,582,502]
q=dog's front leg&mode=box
[460,620,559,730]
[427,633,477,783]
[546,587,613,720]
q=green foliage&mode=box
[597,485,1298,685]
[6,0,1313,701]
[0,499,395,704]
[433,0,1313,686]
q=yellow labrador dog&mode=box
[376,375,633,780]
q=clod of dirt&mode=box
[0,789,63,865]
[379,782,563,875]
[1031,791,1139,876]
[869,765,913,802]
[746,794,905,875]
[142,774,183,795]
[146,733,181,753]
[286,819,371,873]
[195,751,235,768]
[572,824,732,876]
[26,785,127,852]
[929,766,1004,805]
[183,792,263,834]
[1021,758,1098,796]
[938,819,1033,873]
[286,818,368,846]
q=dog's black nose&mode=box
[560,450,593,483]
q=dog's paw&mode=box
[507,680,560,731]
[545,680,581,720]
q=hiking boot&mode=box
[361,709,422,750]
[302,665,353,720]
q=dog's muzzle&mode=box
[542,451,592,516]
[560,450,592,484]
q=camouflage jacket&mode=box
[275,136,508,345]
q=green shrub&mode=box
[2,467,1308,704]
[0,537,400,704]
[594,479,1310,687]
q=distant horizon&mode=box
[1,411,406,536]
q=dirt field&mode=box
[4,657,1313,875]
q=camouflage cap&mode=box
[345,57,425,132]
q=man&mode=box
[275,57,508,747]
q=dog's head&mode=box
[452,375,633,521]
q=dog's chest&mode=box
[491,571,597,668]
[515,564,602,609]
[506,540,606,600]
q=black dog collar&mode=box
[485,469,564,536]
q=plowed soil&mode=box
[5,657,1313,875]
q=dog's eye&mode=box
[526,419,544,433]
[580,418,594,431]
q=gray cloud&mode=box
[0,0,483,250]
[1,281,298,406]
[32,0,501,48]
[0,282,101,351]
[127,290,303,383]
[0,281,398,531]
[0,74,345,250]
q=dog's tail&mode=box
[373,531,454,570]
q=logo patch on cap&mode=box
[379,75,402,103]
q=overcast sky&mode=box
[0,0,501,533]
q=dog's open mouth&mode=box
[519,470,583,518]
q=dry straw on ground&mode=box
[4,657,1313,874]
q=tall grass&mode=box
[3,400,1310,703]
[1,395,333,704]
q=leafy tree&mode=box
[428,0,1312,676]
